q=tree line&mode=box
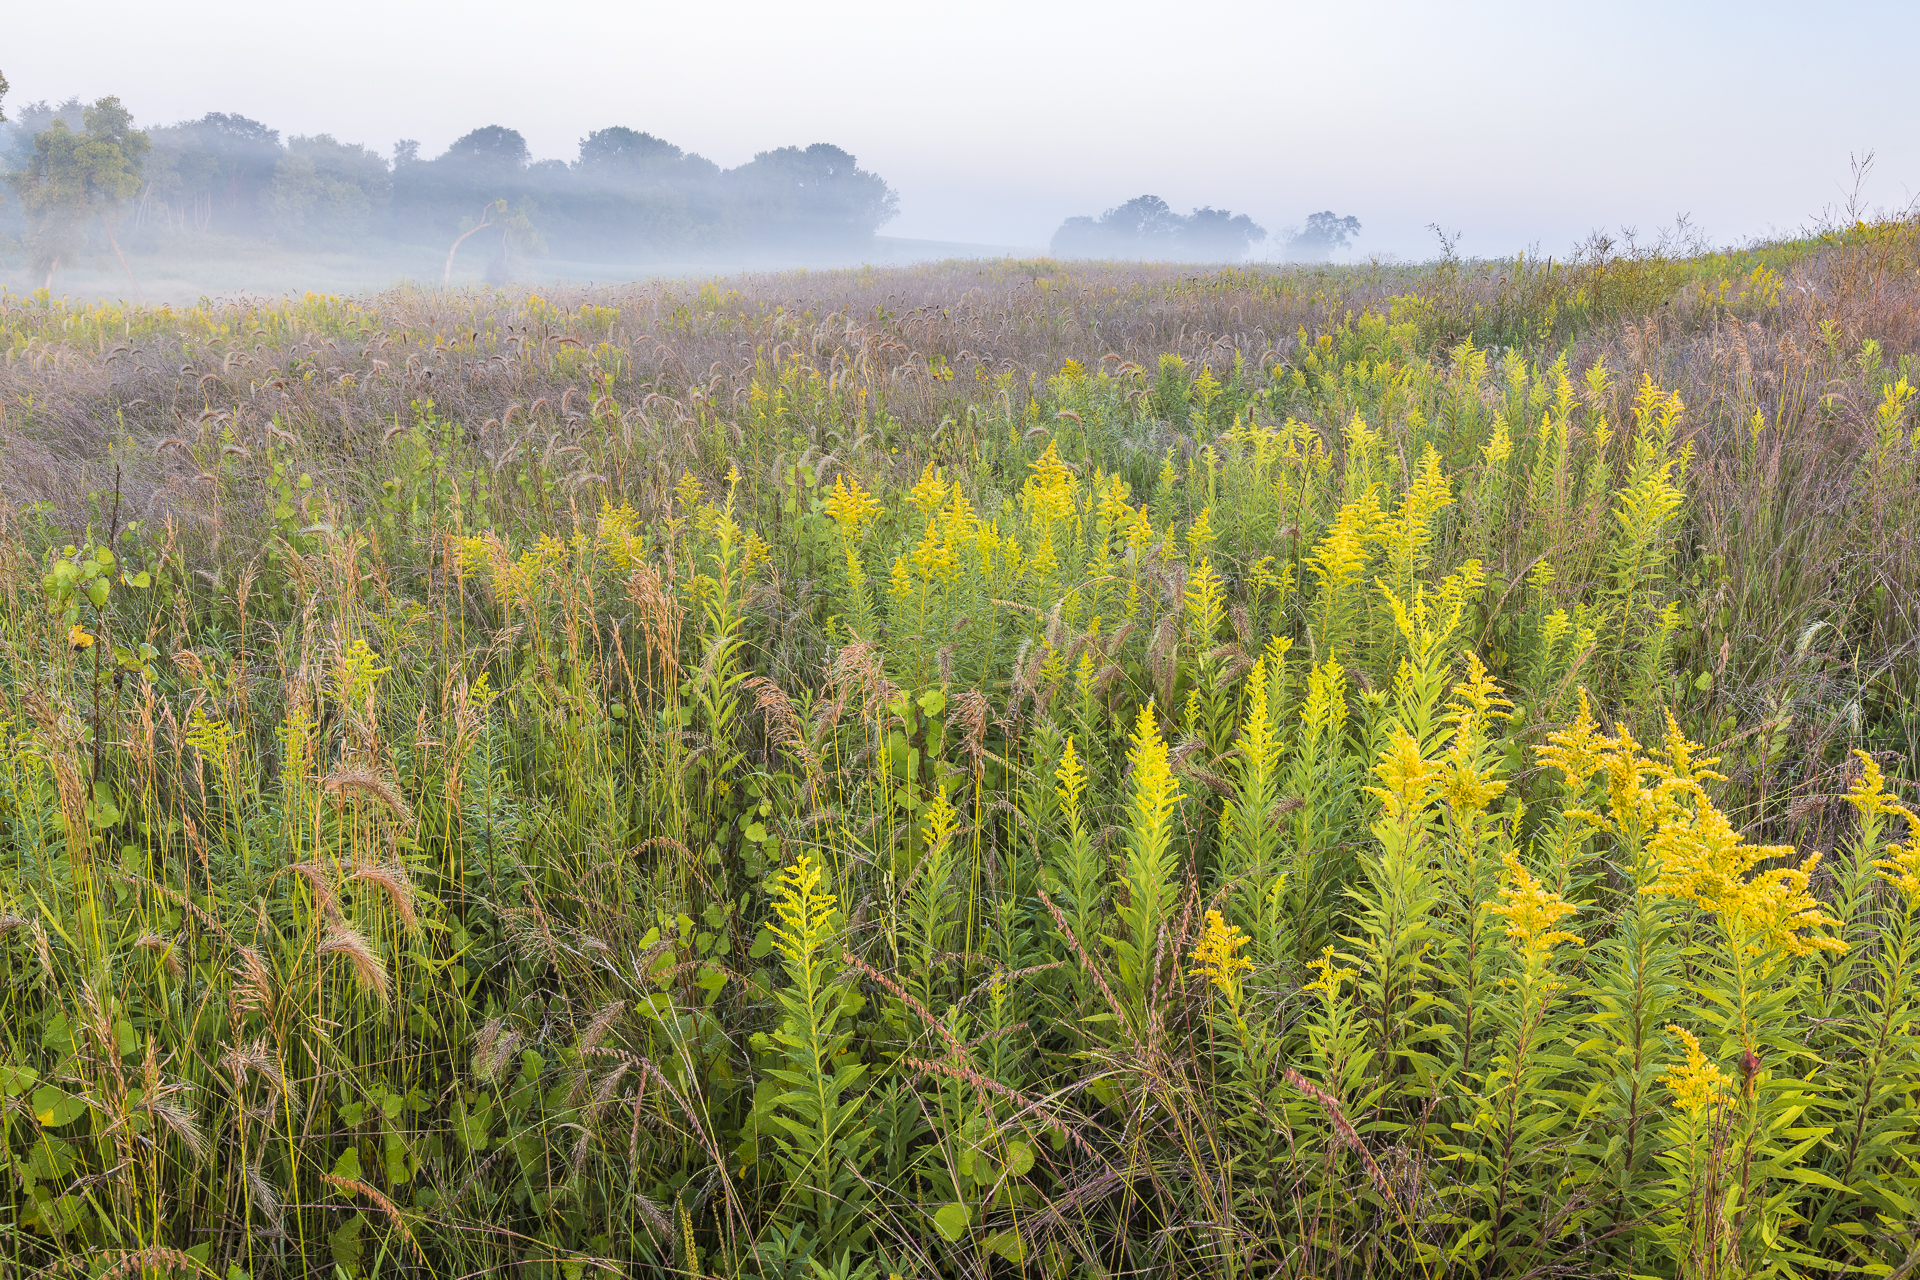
[0,80,901,287]
[1049,196,1361,262]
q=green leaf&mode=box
[32,1085,86,1128]
[749,928,775,959]
[1785,1167,1853,1192]
[1006,1140,1034,1177]
[1,1062,38,1096]
[332,1146,363,1183]
[985,1229,1025,1263]
[932,1201,971,1242]
[918,689,947,717]
[330,1210,366,1272]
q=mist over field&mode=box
[4,0,1918,300]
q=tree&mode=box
[1049,196,1266,261]
[442,126,529,170]
[577,127,682,175]
[443,198,541,284]
[728,143,898,251]
[8,96,150,289]
[264,134,389,241]
[1284,210,1361,261]
[1184,206,1268,260]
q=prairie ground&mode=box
[2,230,1919,1278]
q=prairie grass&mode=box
[2,222,1919,1279]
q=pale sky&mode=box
[6,0,1915,259]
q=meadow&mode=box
[1,227,1918,1279]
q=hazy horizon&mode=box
[6,0,1918,272]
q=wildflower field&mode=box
[2,228,1919,1279]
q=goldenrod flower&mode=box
[1874,832,1920,905]
[907,463,950,518]
[1301,659,1348,741]
[1024,441,1079,525]
[823,474,882,536]
[770,853,837,966]
[1303,945,1356,999]
[1127,702,1183,839]
[1488,852,1582,956]
[1439,658,1511,817]
[1848,749,1898,819]
[1367,727,1440,822]
[1644,801,1844,957]
[1537,689,1607,794]
[1190,910,1251,1001]
[1662,1025,1735,1119]
[1055,736,1087,826]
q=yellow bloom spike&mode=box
[1301,659,1347,742]
[824,473,882,536]
[1237,659,1281,779]
[770,853,838,968]
[1367,727,1441,822]
[1848,749,1895,818]
[908,463,950,518]
[1127,702,1183,837]
[1643,800,1845,957]
[1874,830,1920,906]
[1488,852,1582,956]
[1190,910,1251,1001]
[1055,736,1087,826]
[1663,1024,1735,1119]
[1303,945,1357,999]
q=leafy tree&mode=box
[728,143,898,251]
[1284,210,1361,261]
[7,96,149,289]
[577,126,682,175]
[264,134,390,241]
[1186,205,1268,259]
[442,125,529,170]
[1050,195,1267,261]
[140,113,282,234]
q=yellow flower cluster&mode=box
[1054,735,1087,826]
[1303,945,1356,999]
[1368,727,1442,824]
[1644,801,1843,958]
[1438,653,1513,816]
[1488,852,1582,957]
[1543,693,1844,957]
[1301,658,1348,742]
[1662,1024,1735,1119]
[1848,750,1920,904]
[770,853,838,967]
[824,474,882,536]
[1190,910,1252,1002]
[1127,702,1183,841]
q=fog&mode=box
[4,0,1917,298]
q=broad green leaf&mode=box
[32,1085,85,1128]
[332,1146,363,1182]
[985,1229,1025,1263]
[932,1201,971,1241]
